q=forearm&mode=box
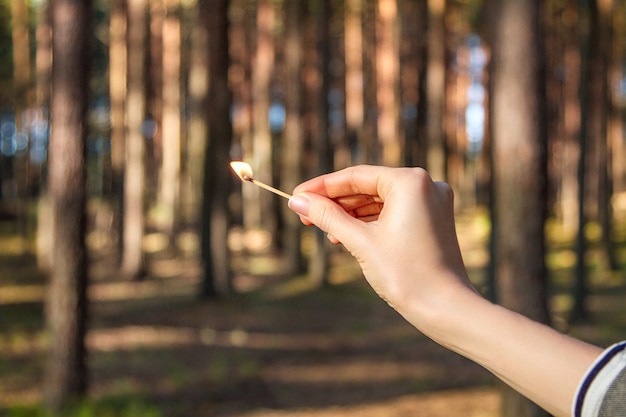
[400,279,602,417]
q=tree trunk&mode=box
[375,0,401,166]
[109,0,127,267]
[302,0,332,286]
[426,0,446,179]
[184,0,209,224]
[120,0,148,279]
[344,0,364,166]
[199,0,232,297]
[44,0,91,410]
[250,0,277,239]
[400,0,427,168]
[159,0,181,237]
[490,1,551,416]
[281,0,305,274]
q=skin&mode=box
[287,165,602,417]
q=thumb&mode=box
[288,192,365,248]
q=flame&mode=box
[230,161,253,181]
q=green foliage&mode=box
[1,397,162,417]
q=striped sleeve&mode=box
[573,341,626,417]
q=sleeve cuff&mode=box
[573,341,626,417]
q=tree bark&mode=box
[426,0,446,179]
[490,0,551,416]
[199,0,232,297]
[280,0,305,274]
[375,0,401,166]
[120,0,148,279]
[109,0,127,267]
[44,0,91,410]
[159,0,181,237]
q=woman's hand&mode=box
[287,165,475,321]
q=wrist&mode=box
[393,271,485,344]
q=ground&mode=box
[1,204,625,417]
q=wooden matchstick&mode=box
[245,176,292,200]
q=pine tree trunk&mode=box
[159,0,181,237]
[426,0,446,179]
[490,0,551,416]
[375,0,401,166]
[199,0,232,297]
[281,0,304,274]
[44,0,91,410]
[109,0,127,267]
[120,0,148,279]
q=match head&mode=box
[230,161,254,182]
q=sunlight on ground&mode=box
[237,387,499,417]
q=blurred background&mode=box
[1,0,625,416]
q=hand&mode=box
[288,165,475,322]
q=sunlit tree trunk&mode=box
[159,0,181,237]
[11,0,32,249]
[361,0,378,163]
[35,2,53,271]
[344,0,364,166]
[250,0,276,238]
[281,0,304,274]
[109,0,127,266]
[120,0,148,279]
[199,0,232,297]
[44,0,91,410]
[426,0,446,179]
[375,0,401,166]
[490,1,550,416]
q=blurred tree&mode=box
[35,1,53,271]
[280,0,305,274]
[489,0,551,416]
[588,0,616,272]
[344,0,364,165]
[158,0,181,238]
[400,0,427,169]
[11,0,32,110]
[375,0,401,166]
[0,1,12,110]
[120,0,148,279]
[44,0,91,410]
[361,0,378,163]
[249,0,277,240]
[184,0,210,224]
[572,0,616,322]
[11,0,32,246]
[109,0,126,266]
[609,1,625,194]
[199,0,232,297]
[426,0,446,179]
[303,0,332,286]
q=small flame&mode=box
[230,161,253,181]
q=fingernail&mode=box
[288,194,310,217]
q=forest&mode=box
[0,0,625,416]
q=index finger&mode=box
[293,165,395,200]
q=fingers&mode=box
[288,192,366,249]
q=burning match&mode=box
[230,161,292,200]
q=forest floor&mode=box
[1,202,626,417]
